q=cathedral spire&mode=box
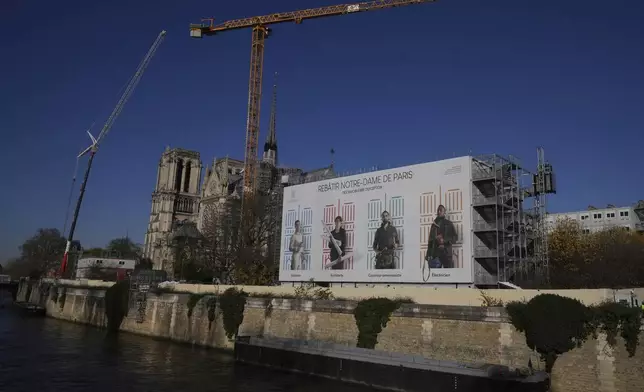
[263,72,278,166]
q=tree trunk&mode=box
[543,352,557,389]
[544,353,557,373]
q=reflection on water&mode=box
[0,311,373,392]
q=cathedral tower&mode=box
[144,147,202,271]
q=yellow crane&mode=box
[190,0,437,216]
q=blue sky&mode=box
[1,0,643,261]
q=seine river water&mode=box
[0,310,374,392]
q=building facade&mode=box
[143,137,335,277]
[143,147,203,275]
[545,201,644,233]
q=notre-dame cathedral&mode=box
[142,126,335,277]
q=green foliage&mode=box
[24,282,33,302]
[479,290,505,307]
[2,258,28,279]
[106,237,141,259]
[219,288,248,339]
[548,218,644,288]
[104,280,130,332]
[39,282,52,304]
[506,294,595,373]
[506,294,642,374]
[83,248,105,257]
[187,293,207,318]
[59,288,67,310]
[294,279,334,300]
[593,301,642,357]
[353,298,403,349]
[50,285,59,303]
[392,297,415,304]
[206,296,217,329]
[20,228,66,277]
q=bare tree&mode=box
[201,194,279,285]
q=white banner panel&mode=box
[279,156,473,284]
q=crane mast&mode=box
[60,30,167,276]
[190,0,436,218]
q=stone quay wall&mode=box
[17,280,644,392]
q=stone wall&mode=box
[35,278,644,307]
[19,281,644,392]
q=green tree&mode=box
[82,247,105,257]
[106,237,141,259]
[548,218,644,288]
[2,258,27,279]
[14,228,67,278]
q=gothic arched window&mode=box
[175,159,184,191]
[183,161,192,193]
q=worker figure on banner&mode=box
[289,220,305,270]
[425,204,457,268]
[373,210,400,269]
[328,216,348,270]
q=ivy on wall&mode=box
[206,296,217,330]
[24,282,33,303]
[353,298,404,349]
[59,288,67,310]
[104,280,130,332]
[219,288,247,339]
[187,293,207,318]
[506,293,642,375]
[593,301,642,357]
[50,285,59,303]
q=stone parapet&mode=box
[39,278,644,307]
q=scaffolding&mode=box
[472,154,535,287]
[530,147,553,283]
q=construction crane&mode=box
[190,0,436,213]
[59,30,167,276]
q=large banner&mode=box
[279,156,473,284]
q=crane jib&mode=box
[194,0,436,33]
[59,30,166,276]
